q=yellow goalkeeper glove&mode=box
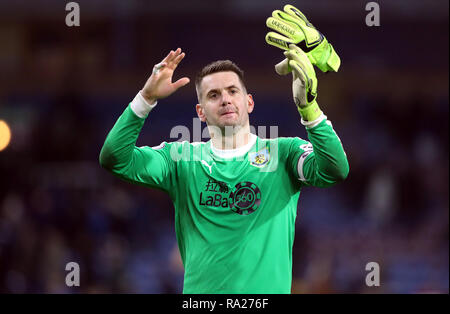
[266,4,340,73]
[275,44,322,122]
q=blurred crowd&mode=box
[0,1,448,293]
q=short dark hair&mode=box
[195,60,246,101]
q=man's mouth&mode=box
[221,111,235,116]
[221,107,237,116]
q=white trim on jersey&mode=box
[297,145,314,182]
[301,113,326,129]
[130,91,158,118]
[211,133,257,158]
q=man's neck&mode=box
[210,125,251,150]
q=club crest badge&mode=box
[249,147,270,168]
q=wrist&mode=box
[297,101,322,122]
[130,91,158,118]
[301,112,326,129]
[140,90,157,105]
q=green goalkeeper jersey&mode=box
[99,104,348,294]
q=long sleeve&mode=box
[99,103,176,193]
[299,117,349,187]
[285,115,349,188]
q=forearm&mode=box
[303,115,349,186]
[99,92,156,172]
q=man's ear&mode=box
[247,94,255,114]
[196,103,206,122]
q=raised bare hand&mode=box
[141,48,190,103]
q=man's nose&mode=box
[221,91,232,105]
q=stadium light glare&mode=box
[0,120,12,151]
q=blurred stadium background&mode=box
[0,0,448,293]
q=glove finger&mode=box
[265,31,295,50]
[274,58,291,75]
[273,9,306,30]
[281,5,340,73]
[288,45,316,75]
[284,5,311,26]
[290,60,318,107]
[266,16,304,43]
[290,57,318,99]
[283,5,322,47]
[288,60,308,86]
[284,49,303,65]
[284,50,304,78]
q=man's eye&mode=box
[209,94,217,99]
[230,90,237,94]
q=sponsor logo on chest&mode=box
[199,179,261,215]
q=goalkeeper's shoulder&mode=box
[265,135,311,156]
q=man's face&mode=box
[196,71,254,131]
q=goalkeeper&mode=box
[99,5,348,294]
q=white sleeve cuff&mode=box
[301,113,326,129]
[130,91,157,118]
[297,149,313,182]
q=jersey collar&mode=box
[210,133,257,159]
